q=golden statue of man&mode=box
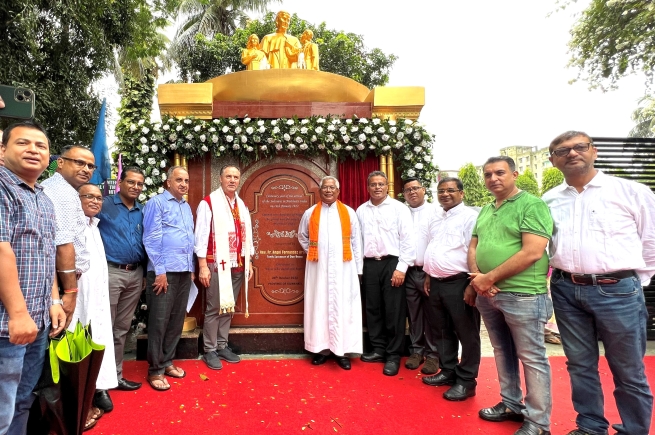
[241,34,265,70]
[300,29,319,71]
[260,11,302,69]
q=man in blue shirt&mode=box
[142,165,195,391]
[97,166,146,393]
[0,121,65,434]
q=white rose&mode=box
[226,135,233,142]
[286,119,294,125]
[130,124,137,132]
[389,120,396,126]
[346,119,352,124]
[414,132,422,140]
[169,143,177,150]
[233,144,240,150]
[310,135,317,142]
[364,126,373,134]
[404,119,413,125]
[267,138,275,144]
[140,137,148,144]
[356,144,365,150]
[315,126,323,134]
[371,136,378,143]
[138,193,146,201]
[273,126,280,134]
[339,127,347,134]
[138,119,145,126]
[394,142,403,149]
[152,168,160,176]
[145,177,153,185]
[287,144,296,150]
[333,144,341,150]
[295,137,303,144]
[405,154,412,160]
[209,127,216,133]
[332,118,341,124]
[246,127,254,134]
[299,144,308,150]
[260,145,267,151]
[201,145,208,152]
[246,146,253,152]
[290,127,297,135]
[372,118,381,125]
[163,125,170,131]
[424,155,432,162]
[229,119,238,125]
[184,118,192,124]
[283,133,291,142]
[148,158,156,165]
[369,145,376,150]
[253,136,261,143]
[358,134,366,142]
[141,145,149,153]
[406,169,416,177]
[377,127,385,134]
[212,135,219,143]
[390,127,397,134]
[327,125,336,132]
[151,145,158,152]
[414,146,422,153]
[271,120,277,126]
[199,134,206,142]
[351,126,358,132]
[359,118,368,124]
[342,135,350,143]
[397,132,404,140]
[235,126,242,134]
[415,163,424,169]
[317,118,326,123]
[318,144,326,149]
[149,192,157,198]
[326,134,334,142]
[258,126,266,133]
[176,125,183,131]
[194,125,201,132]
[185,134,193,140]
[160,160,166,168]
[300,127,308,134]
[142,127,150,134]
[382,145,391,152]
[213,119,220,124]
[301,119,309,125]
[158,187,164,194]
[241,135,247,143]
[257,120,265,126]
[219,146,225,152]
[243,117,251,123]
[382,134,389,142]
[405,127,413,134]
[168,134,177,141]
[136,158,144,165]
[222,126,229,133]
[345,145,353,151]
[275,143,283,150]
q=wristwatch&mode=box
[52,299,63,306]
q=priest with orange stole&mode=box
[298,176,362,370]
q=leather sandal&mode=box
[164,365,186,378]
[147,374,171,391]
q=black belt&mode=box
[432,272,470,283]
[364,255,397,261]
[107,262,141,271]
[555,269,635,285]
[407,265,424,272]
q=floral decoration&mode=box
[119,115,437,201]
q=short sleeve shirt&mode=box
[472,191,552,294]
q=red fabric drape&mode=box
[338,155,379,210]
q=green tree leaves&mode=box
[516,168,540,196]
[458,163,492,207]
[541,167,564,195]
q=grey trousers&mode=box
[146,271,191,376]
[203,268,244,353]
[108,265,144,380]
[405,267,439,359]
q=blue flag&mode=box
[89,99,111,184]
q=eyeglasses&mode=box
[551,142,592,157]
[402,186,424,194]
[123,179,145,188]
[79,194,103,202]
[61,157,97,171]
[368,183,387,188]
[320,186,338,191]
[437,188,462,194]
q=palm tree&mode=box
[168,0,278,75]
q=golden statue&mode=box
[241,34,265,70]
[259,11,302,69]
[299,29,319,71]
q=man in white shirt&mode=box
[194,165,253,371]
[401,178,439,374]
[298,176,363,370]
[357,171,416,376]
[420,177,480,401]
[543,131,655,435]
[42,145,94,328]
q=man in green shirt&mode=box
[468,156,553,435]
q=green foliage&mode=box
[541,167,564,195]
[0,0,179,152]
[173,12,397,88]
[458,163,492,207]
[630,95,655,137]
[568,1,655,92]
[516,169,540,196]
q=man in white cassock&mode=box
[298,176,363,370]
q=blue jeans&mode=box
[550,270,653,435]
[476,292,553,431]
[0,328,48,435]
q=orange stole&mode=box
[307,200,352,262]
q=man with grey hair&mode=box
[142,166,195,391]
[195,165,253,371]
[357,171,415,376]
[298,176,363,370]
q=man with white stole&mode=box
[298,176,363,370]
[195,165,253,371]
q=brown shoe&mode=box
[405,353,425,370]
[421,357,439,374]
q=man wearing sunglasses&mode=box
[42,145,95,330]
[543,131,655,435]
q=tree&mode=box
[458,163,491,207]
[630,95,655,137]
[173,13,397,88]
[541,167,564,195]
[516,169,539,196]
[0,0,179,152]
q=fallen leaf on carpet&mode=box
[199,374,209,381]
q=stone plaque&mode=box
[234,163,322,326]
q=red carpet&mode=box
[92,356,655,435]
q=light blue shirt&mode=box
[142,190,195,275]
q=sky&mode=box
[96,0,647,172]
[245,0,648,171]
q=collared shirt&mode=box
[472,191,552,294]
[409,201,435,267]
[142,190,195,275]
[41,172,90,273]
[543,170,655,285]
[97,193,145,265]
[0,167,56,337]
[423,203,478,278]
[356,195,416,273]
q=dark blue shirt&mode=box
[0,167,56,337]
[97,193,145,265]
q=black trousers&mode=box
[146,271,191,376]
[363,257,407,362]
[427,275,481,388]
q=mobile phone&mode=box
[0,85,35,120]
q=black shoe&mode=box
[312,353,329,365]
[360,352,385,363]
[382,360,399,376]
[93,390,113,412]
[479,402,524,422]
[514,421,550,435]
[422,371,456,387]
[443,384,476,401]
[336,357,351,370]
[116,378,142,391]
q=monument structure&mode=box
[154,12,427,352]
